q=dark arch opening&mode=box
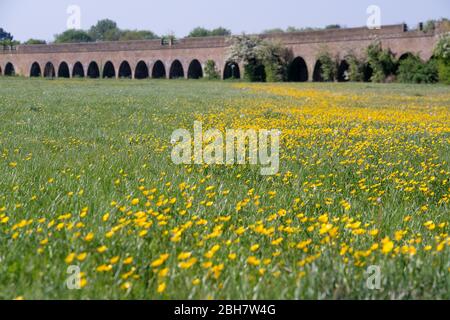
[87,62,99,78]
[288,57,309,82]
[118,61,132,79]
[103,61,116,79]
[44,62,55,78]
[169,60,184,79]
[135,61,149,79]
[398,52,414,62]
[337,60,350,82]
[0,66,2,76]
[187,59,203,79]
[363,64,373,82]
[58,62,70,78]
[223,62,241,80]
[30,62,42,77]
[72,62,85,78]
[4,62,15,76]
[313,60,324,82]
[152,60,166,78]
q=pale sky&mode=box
[0,0,449,42]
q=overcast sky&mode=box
[1,0,449,42]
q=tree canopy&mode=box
[187,27,231,37]
[54,29,93,43]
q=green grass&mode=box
[0,77,449,300]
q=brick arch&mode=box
[223,61,240,80]
[169,59,185,79]
[118,60,132,79]
[288,56,308,82]
[30,62,42,77]
[44,62,56,78]
[187,59,203,79]
[58,61,70,78]
[87,61,100,78]
[72,61,85,78]
[135,60,149,79]
[4,62,15,76]
[151,60,167,79]
[102,61,116,79]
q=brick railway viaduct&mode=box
[0,23,443,82]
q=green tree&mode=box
[24,39,47,45]
[325,24,342,29]
[204,60,220,79]
[89,19,120,41]
[227,35,266,82]
[0,28,13,41]
[366,41,396,82]
[54,29,93,43]
[210,27,231,36]
[258,40,291,82]
[262,28,285,34]
[317,51,337,81]
[397,54,438,83]
[346,53,366,82]
[433,33,450,84]
[188,27,210,37]
[119,30,158,41]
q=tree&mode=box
[433,33,450,84]
[0,28,13,41]
[119,30,158,41]
[325,24,342,29]
[397,54,438,83]
[54,29,93,43]
[24,39,47,45]
[257,40,291,81]
[263,28,285,34]
[188,27,211,37]
[204,60,220,79]
[366,41,396,82]
[227,35,266,81]
[346,53,366,82]
[89,19,120,41]
[210,27,231,36]
[188,27,231,37]
[317,51,337,81]
[286,26,319,33]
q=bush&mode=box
[397,55,438,83]
[346,54,366,82]
[204,60,220,80]
[367,41,396,82]
[433,33,450,84]
[258,40,291,82]
[317,51,337,81]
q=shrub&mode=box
[346,54,366,82]
[433,33,450,84]
[397,55,438,83]
[204,60,220,80]
[367,41,396,82]
[257,40,291,82]
[317,51,337,81]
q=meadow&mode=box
[0,77,449,299]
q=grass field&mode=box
[0,77,449,299]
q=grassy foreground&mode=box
[0,77,449,299]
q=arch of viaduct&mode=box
[0,23,442,82]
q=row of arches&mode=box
[0,58,377,82]
[24,60,241,80]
